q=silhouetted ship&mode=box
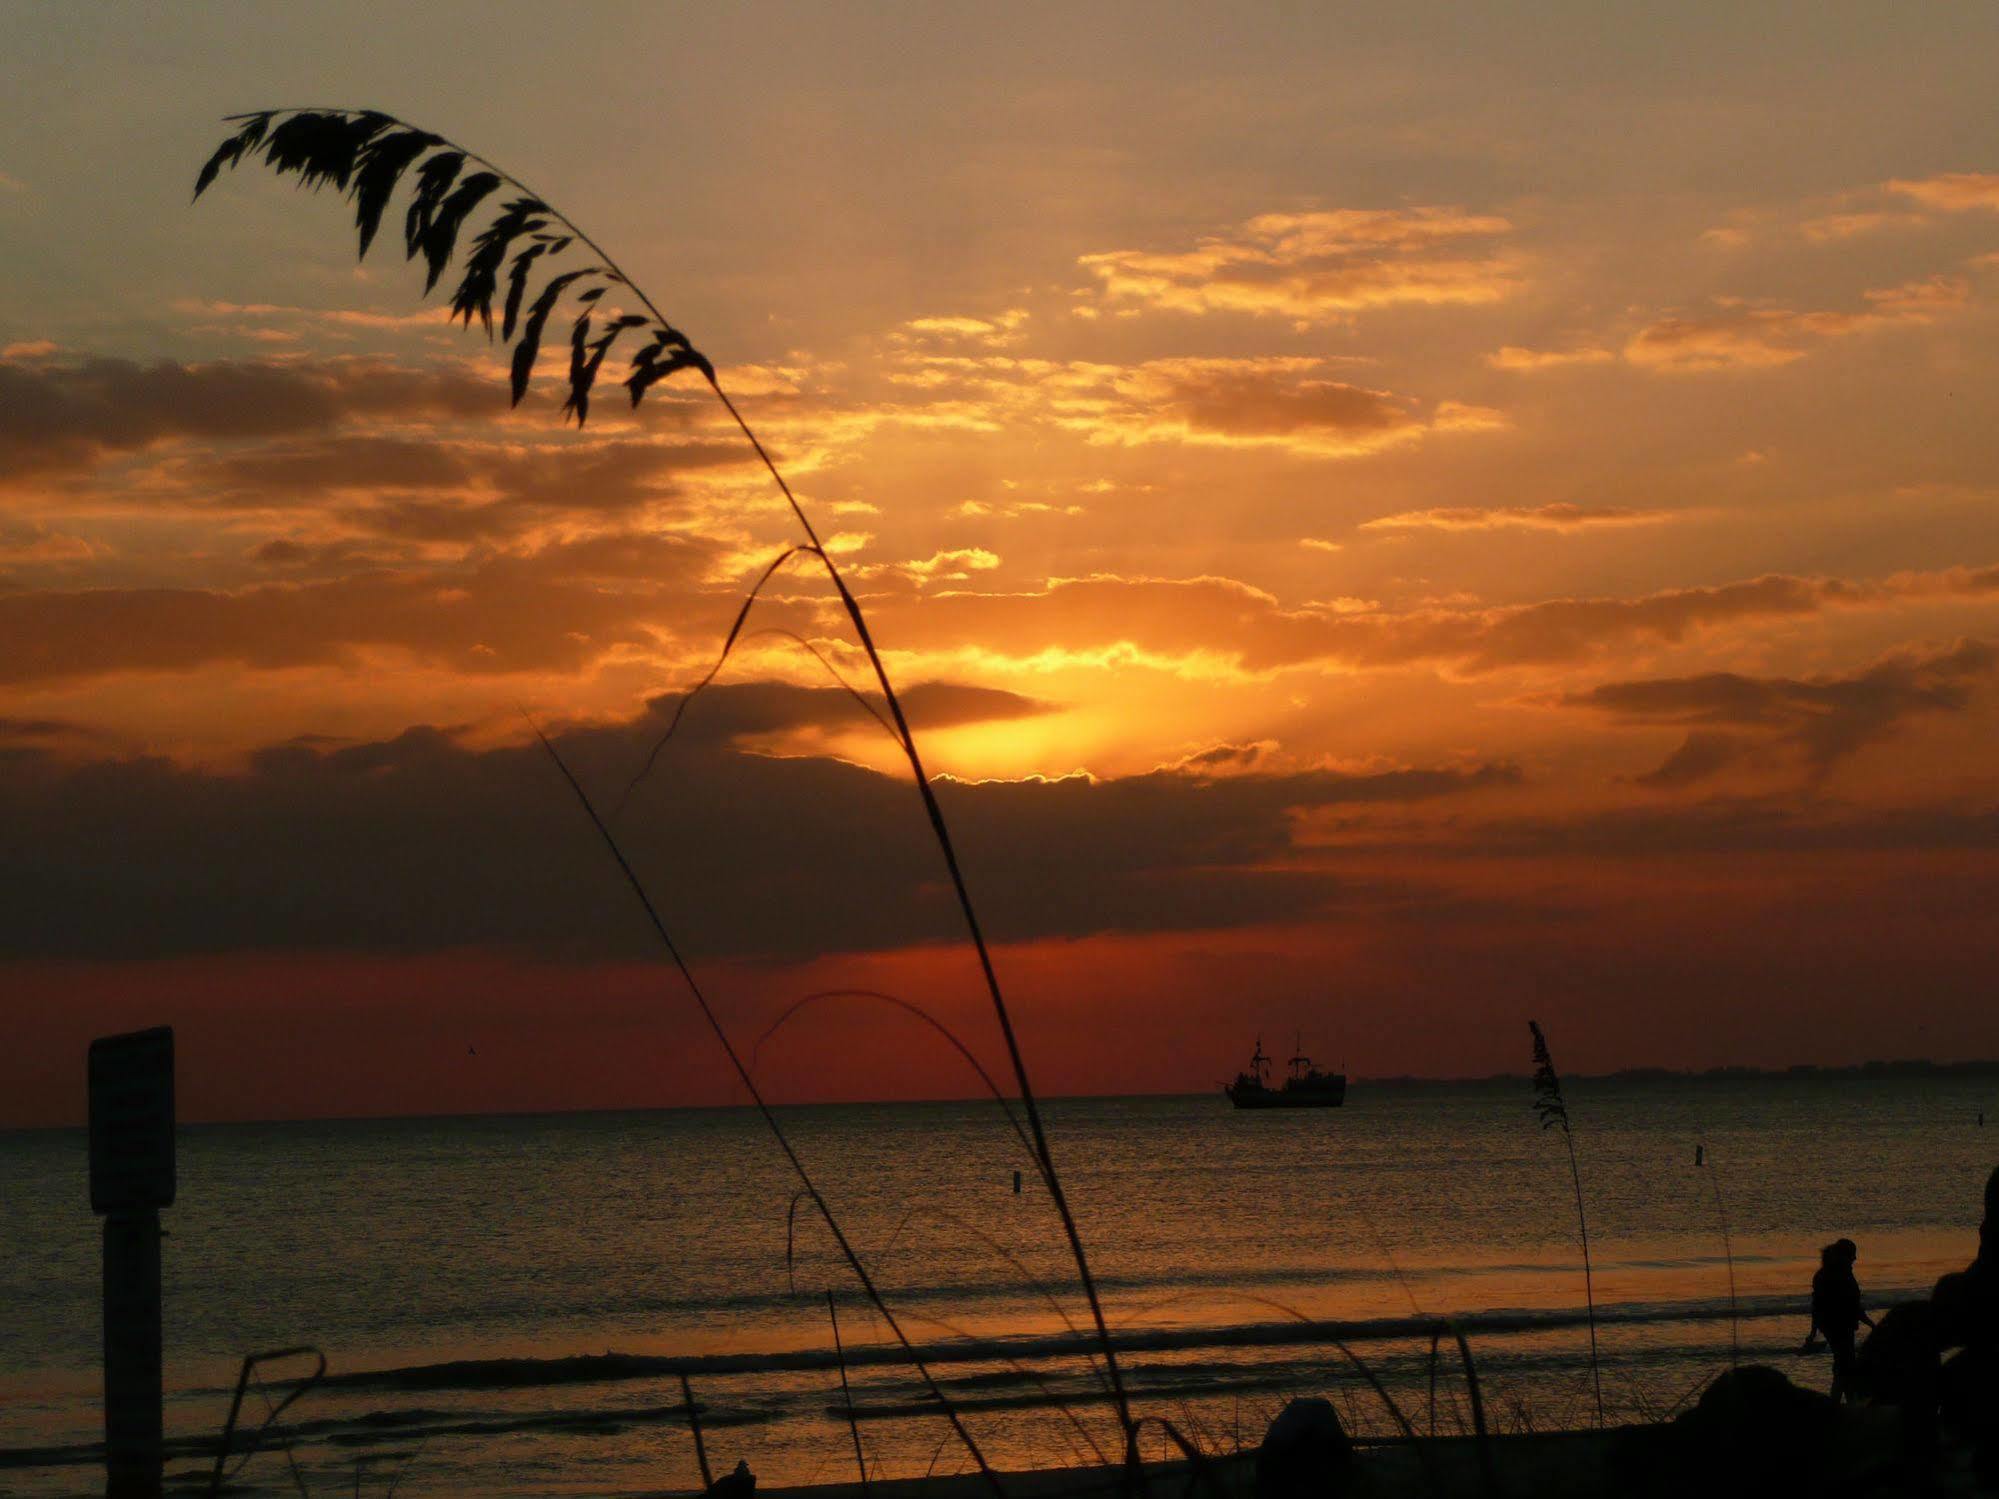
[1225,1036,1346,1109]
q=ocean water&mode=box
[2,1079,1994,1496]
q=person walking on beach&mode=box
[1805,1237,1874,1403]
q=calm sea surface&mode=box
[3,1079,1994,1496]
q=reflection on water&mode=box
[2,1078,1992,1494]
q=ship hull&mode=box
[1226,1081,1346,1109]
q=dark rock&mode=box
[1935,1270,1976,1344]
[1859,1301,1947,1471]
[1685,1363,1839,1445]
[1858,1300,1943,1407]
[1974,1259,1999,1352]
[1941,1348,1999,1431]
[1255,1397,1353,1499]
[704,1459,754,1499]
[1610,1366,1844,1499]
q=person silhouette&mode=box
[1805,1237,1874,1403]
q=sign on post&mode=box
[89,1027,176,1214]
[90,1026,174,1499]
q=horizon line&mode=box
[8,1055,1997,1134]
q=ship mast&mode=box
[1250,1036,1269,1085]
[1290,1031,1313,1081]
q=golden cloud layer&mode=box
[1485,345,1617,372]
[1886,172,1999,213]
[861,350,1503,458]
[840,564,1999,681]
[1077,207,1519,326]
[1359,504,1677,534]
[1623,276,1970,372]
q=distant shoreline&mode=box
[4,1058,1997,1134]
[1370,1057,1999,1087]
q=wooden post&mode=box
[102,1211,163,1496]
[90,1027,175,1499]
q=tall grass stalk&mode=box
[1426,1329,1441,1438]
[752,990,1032,1157]
[679,1373,714,1490]
[1125,1416,1228,1499]
[1697,1132,1741,1366]
[193,106,1134,1462]
[530,720,1000,1486]
[1231,1292,1444,1495]
[379,1437,425,1499]
[827,1292,870,1493]
[1527,1020,1604,1428]
[898,1298,1111,1469]
[1446,1323,1498,1499]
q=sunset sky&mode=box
[5,4,1998,1125]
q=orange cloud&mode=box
[866,351,1500,459]
[1077,207,1518,325]
[1625,275,1970,372]
[1886,172,1999,213]
[894,309,1030,347]
[847,546,1004,585]
[1485,345,1616,372]
[845,563,1999,681]
[1082,359,1504,456]
[1799,210,1918,242]
[171,298,454,334]
[0,518,98,567]
[1359,504,1677,534]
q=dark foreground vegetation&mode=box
[738,1159,1990,1498]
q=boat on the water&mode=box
[1225,1035,1346,1109]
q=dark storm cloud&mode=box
[1560,638,1996,785]
[1156,366,1417,439]
[0,355,755,563]
[250,537,417,574]
[0,532,724,683]
[0,715,101,743]
[209,435,478,495]
[0,687,1516,961]
[1468,796,1999,860]
[1632,730,1748,789]
[198,434,749,520]
[0,356,506,481]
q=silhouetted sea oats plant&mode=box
[193,106,1134,1483]
[1528,1019,1605,1427]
